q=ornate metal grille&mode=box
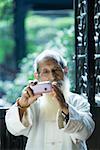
[75,0,88,94]
[75,0,100,105]
[94,0,100,104]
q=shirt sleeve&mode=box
[56,94,95,142]
[5,103,33,137]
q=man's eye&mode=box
[43,70,49,74]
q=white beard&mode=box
[39,76,70,121]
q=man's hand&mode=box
[18,80,42,108]
[52,82,69,115]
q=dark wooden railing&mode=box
[0,108,27,150]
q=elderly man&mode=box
[5,50,95,150]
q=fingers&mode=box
[27,86,35,96]
[19,80,41,108]
[23,79,38,97]
[22,81,42,99]
[22,88,30,98]
[22,88,34,103]
[52,84,65,103]
[52,84,61,96]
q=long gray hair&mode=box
[34,50,67,73]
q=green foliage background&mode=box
[0,0,14,63]
[0,5,75,104]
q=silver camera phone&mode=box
[30,81,52,95]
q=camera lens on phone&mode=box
[44,88,47,91]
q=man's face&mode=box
[37,58,64,82]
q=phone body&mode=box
[30,81,52,95]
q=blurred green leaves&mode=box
[0,0,14,63]
[0,10,75,104]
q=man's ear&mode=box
[34,72,39,79]
[64,67,68,74]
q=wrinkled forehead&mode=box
[38,56,64,68]
[34,51,67,72]
[38,57,62,69]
